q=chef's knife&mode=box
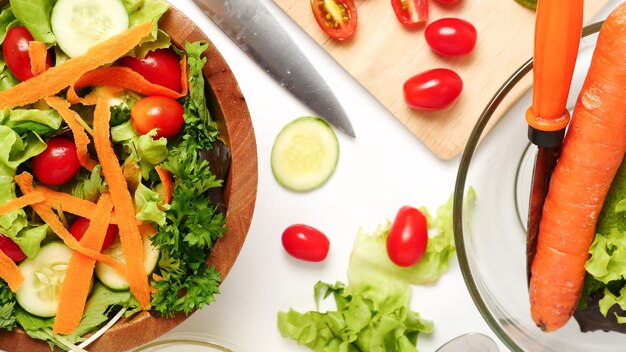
[526,0,583,280]
[191,0,356,138]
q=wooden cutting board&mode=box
[273,0,608,159]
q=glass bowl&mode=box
[451,22,626,352]
[133,333,247,352]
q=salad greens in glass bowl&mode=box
[0,0,257,351]
[453,20,626,352]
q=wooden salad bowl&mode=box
[0,4,258,352]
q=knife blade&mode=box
[525,0,583,281]
[191,0,356,138]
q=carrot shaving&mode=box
[67,66,184,105]
[44,96,98,171]
[14,172,127,277]
[0,22,153,109]
[93,98,150,309]
[155,165,173,204]
[53,193,113,335]
[28,41,48,76]
[0,191,44,216]
[0,249,23,292]
[180,55,188,97]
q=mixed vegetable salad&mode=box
[0,0,230,349]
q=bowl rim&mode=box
[452,21,603,352]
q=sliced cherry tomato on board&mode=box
[0,234,26,262]
[69,217,118,251]
[119,48,183,92]
[403,68,463,111]
[310,0,358,40]
[2,26,52,81]
[32,137,81,186]
[386,206,428,267]
[391,0,428,28]
[425,18,477,56]
[282,224,330,262]
[131,96,185,139]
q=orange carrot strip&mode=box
[529,4,626,332]
[67,66,183,105]
[28,41,48,76]
[93,98,150,309]
[44,96,98,171]
[14,173,127,277]
[155,165,173,204]
[180,55,188,97]
[0,22,152,109]
[0,249,22,292]
[0,191,45,216]
[53,193,113,335]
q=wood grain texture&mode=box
[274,0,607,159]
[0,4,258,352]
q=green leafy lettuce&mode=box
[134,182,168,226]
[9,0,55,44]
[0,107,63,136]
[278,194,462,351]
[148,41,226,317]
[0,281,16,331]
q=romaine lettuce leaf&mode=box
[122,0,169,50]
[0,56,19,91]
[0,107,63,136]
[0,5,17,45]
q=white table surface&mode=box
[155,1,623,351]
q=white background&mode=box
[156,1,622,351]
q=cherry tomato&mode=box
[391,0,428,28]
[403,68,463,111]
[69,217,118,251]
[282,224,330,262]
[131,96,184,139]
[2,26,51,81]
[32,137,81,185]
[425,18,477,56]
[119,48,182,92]
[310,0,358,40]
[386,206,428,267]
[0,234,25,262]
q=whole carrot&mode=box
[529,2,626,332]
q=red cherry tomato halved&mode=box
[386,206,428,267]
[403,68,463,111]
[119,48,183,92]
[32,137,81,185]
[2,26,51,81]
[391,0,428,28]
[131,96,184,139]
[310,0,358,40]
[425,18,477,56]
[282,224,330,262]
[0,234,25,262]
[69,217,118,252]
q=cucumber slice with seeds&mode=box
[271,116,339,191]
[16,242,74,318]
[51,0,129,57]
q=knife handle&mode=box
[527,0,583,145]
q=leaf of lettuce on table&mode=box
[278,193,464,352]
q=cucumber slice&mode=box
[271,116,339,191]
[16,242,74,318]
[51,0,129,57]
[95,232,159,291]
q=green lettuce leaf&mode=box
[0,107,63,136]
[8,0,55,44]
[69,166,107,203]
[122,0,169,48]
[0,56,19,91]
[0,281,16,331]
[134,182,168,226]
[349,192,462,286]
[13,224,47,259]
[0,5,17,45]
